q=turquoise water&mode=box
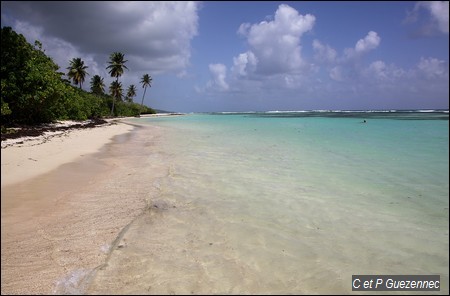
[87,111,449,294]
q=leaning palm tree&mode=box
[67,57,89,89]
[139,74,152,116]
[106,52,128,116]
[126,84,137,103]
[109,81,123,107]
[90,75,105,95]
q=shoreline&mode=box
[1,118,167,294]
[1,119,135,187]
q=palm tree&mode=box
[109,81,123,106]
[139,74,152,116]
[106,52,128,116]
[126,84,137,103]
[90,75,105,95]
[67,57,89,89]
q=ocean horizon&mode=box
[189,108,449,114]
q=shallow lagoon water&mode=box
[86,111,449,294]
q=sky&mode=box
[1,1,449,112]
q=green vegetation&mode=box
[140,73,152,116]
[126,84,137,103]
[67,57,89,89]
[1,26,155,129]
[90,75,105,95]
[106,51,128,116]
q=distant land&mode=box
[154,109,175,114]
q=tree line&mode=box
[67,52,153,117]
[1,26,155,128]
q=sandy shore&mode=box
[1,119,135,187]
[1,118,167,294]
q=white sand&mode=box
[1,119,166,294]
[1,119,134,187]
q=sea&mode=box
[84,110,449,294]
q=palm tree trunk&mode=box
[110,77,118,117]
[110,97,115,117]
[139,86,147,117]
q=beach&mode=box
[1,118,164,294]
[1,119,134,187]
[1,112,448,294]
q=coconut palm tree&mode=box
[106,52,128,116]
[109,81,123,106]
[67,57,89,89]
[139,74,152,116]
[126,84,137,103]
[90,75,105,95]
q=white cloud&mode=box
[417,57,448,78]
[237,23,251,36]
[368,61,388,80]
[207,64,229,91]
[342,31,381,61]
[364,60,408,82]
[416,1,449,34]
[426,1,449,33]
[312,39,337,63]
[355,31,381,53]
[323,32,381,82]
[352,57,448,86]
[348,56,448,102]
[236,4,315,75]
[199,4,447,110]
[404,1,449,36]
[329,66,344,82]
[202,4,317,94]
[232,51,258,77]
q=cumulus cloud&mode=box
[355,31,381,53]
[312,39,337,63]
[367,61,389,80]
[236,4,315,75]
[310,31,383,84]
[344,31,381,59]
[348,56,448,102]
[1,1,199,75]
[425,1,450,33]
[207,64,229,91]
[336,56,447,89]
[329,66,345,82]
[364,60,408,83]
[312,31,381,82]
[231,51,258,77]
[404,1,449,35]
[200,4,317,94]
[417,57,448,78]
[314,34,446,106]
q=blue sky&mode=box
[1,1,448,112]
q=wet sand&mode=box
[1,120,166,294]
